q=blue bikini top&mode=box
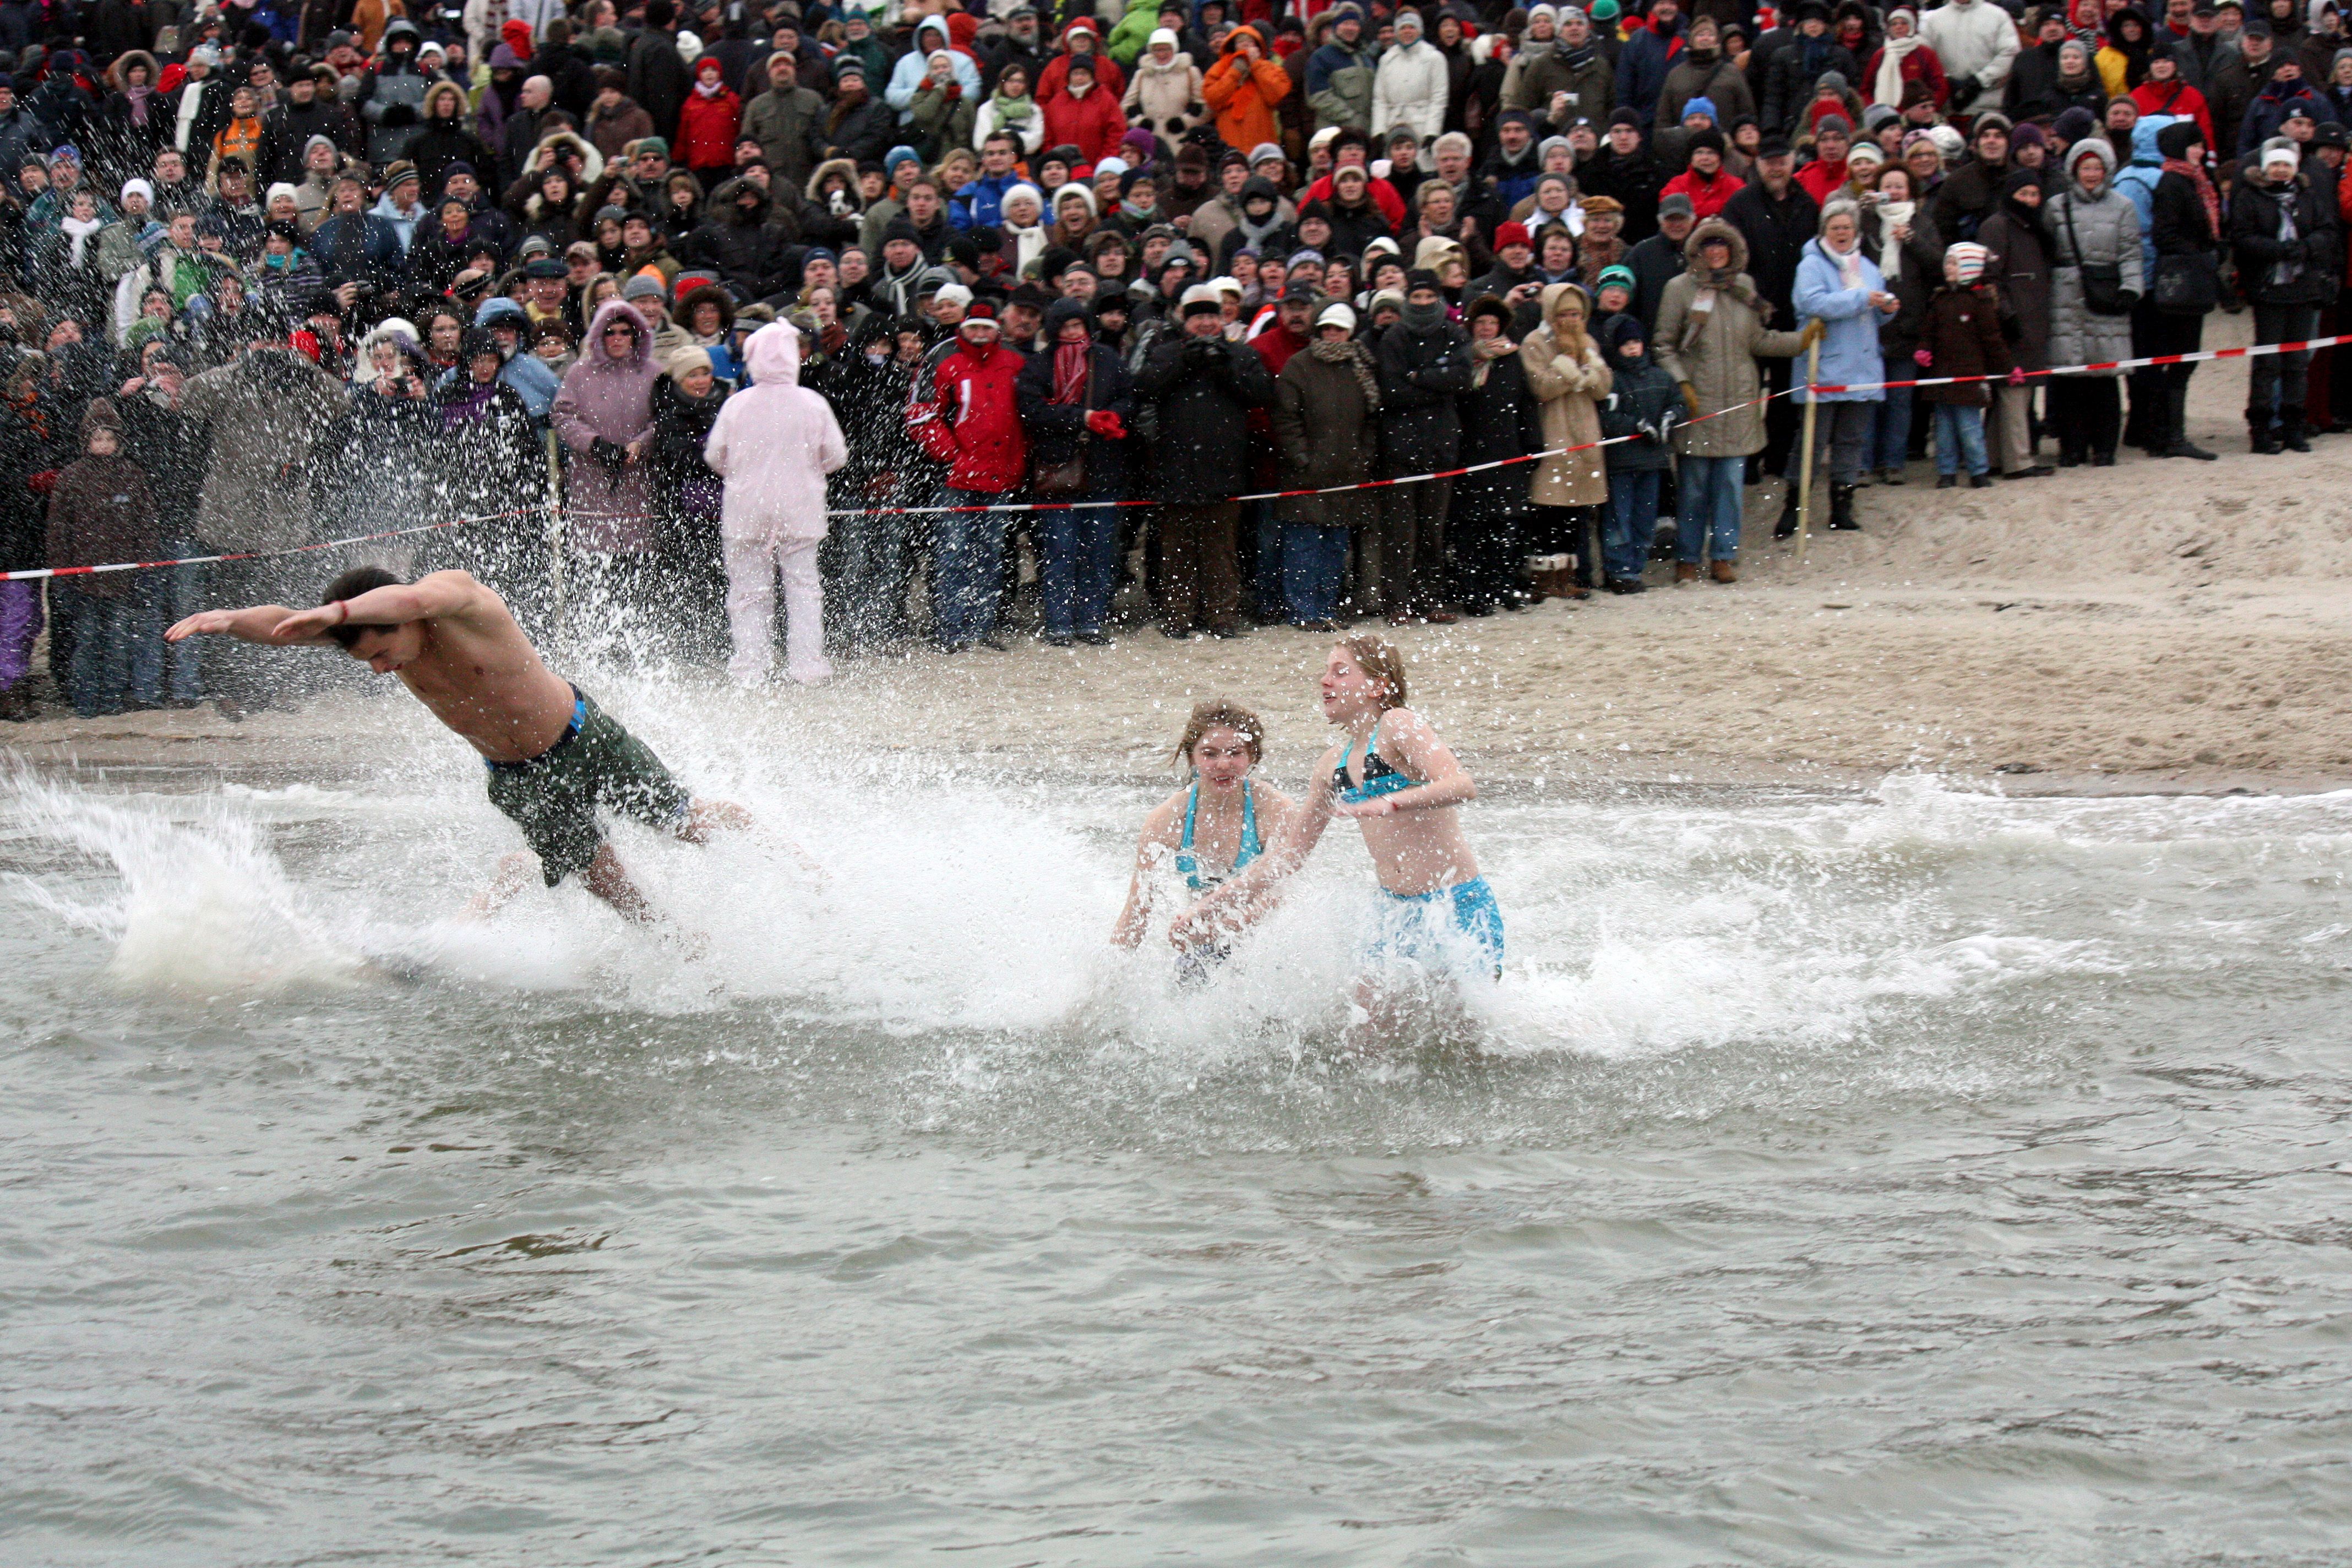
[1334,718,1414,805]
[1177,778,1260,893]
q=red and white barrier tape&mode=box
[1806,330,2352,395]
[1,507,551,584]
[13,330,2346,581]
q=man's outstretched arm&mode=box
[164,605,333,645]
[166,573,493,646]
[255,571,488,644]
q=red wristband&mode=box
[334,600,350,624]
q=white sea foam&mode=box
[5,749,2219,1071]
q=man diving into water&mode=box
[168,565,755,925]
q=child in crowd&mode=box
[1596,315,1678,594]
[1918,241,2011,490]
[44,400,158,717]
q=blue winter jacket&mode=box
[1792,236,1890,402]
[951,171,1021,231]
[2111,116,2176,280]
[474,298,561,418]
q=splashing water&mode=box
[6,724,2352,1566]
[1,743,2191,1066]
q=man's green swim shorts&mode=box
[483,687,691,885]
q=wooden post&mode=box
[545,429,566,629]
[1796,337,1822,564]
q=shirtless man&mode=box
[167,565,752,925]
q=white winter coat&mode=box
[1919,0,2021,112]
[703,324,848,543]
[1371,38,1449,143]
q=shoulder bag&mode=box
[1032,358,1092,499]
[2062,198,2132,316]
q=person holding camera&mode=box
[1131,282,1275,640]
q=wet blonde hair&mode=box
[1174,699,1265,767]
[1337,635,1408,709]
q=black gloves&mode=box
[590,437,628,471]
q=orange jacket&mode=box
[1203,26,1288,155]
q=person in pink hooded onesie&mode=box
[703,321,848,685]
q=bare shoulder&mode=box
[1136,790,1188,849]
[1381,705,1434,739]
[1251,780,1301,819]
[415,569,505,618]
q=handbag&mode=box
[1031,360,1092,498]
[2150,248,2219,314]
[2063,200,2132,316]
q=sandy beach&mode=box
[9,319,2349,797]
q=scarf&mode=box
[61,213,102,266]
[2163,154,2221,237]
[1402,299,1447,330]
[126,83,153,126]
[2268,180,2303,286]
[1874,200,1913,279]
[1235,202,1283,248]
[1469,332,1514,387]
[1827,234,1865,291]
[1051,340,1090,403]
[1310,335,1380,407]
[990,88,1036,124]
[1874,34,1923,106]
[694,77,724,98]
[439,377,502,429]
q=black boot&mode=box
[1828,483,1861,531]
[2251,412,2283,455]
[1773,485,1801,539]
[2281,405,2313,453]
[2163,385,2216,460]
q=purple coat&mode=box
[552,300,662,553]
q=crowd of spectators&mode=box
[1,0,2345,717]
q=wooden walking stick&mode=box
[1796,335,1822,564]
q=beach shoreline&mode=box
[10,570,2343,801]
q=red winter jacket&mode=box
[914,336,1028,492]
[1041,78,1127,167]
[676,85,743,172]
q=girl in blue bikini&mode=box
[1112,700,1298,954]
[1173,638,1504,1010]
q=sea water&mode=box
[4,697,2350,1565]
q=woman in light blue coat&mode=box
[1779,198,1901,536]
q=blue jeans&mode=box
[62,585,160,716]
[1038,491,1121,636]
[931,489,1008,647]
[1675,454,1745,564]
[1932,402,1989,476]
[1869,373,1914,471]
[1280,523,1349,623]
[1603,470,1661,581]
[156,543,203,700]
[1252,500,1282,623]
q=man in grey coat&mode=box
[741,52,826,195]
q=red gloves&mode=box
[1913,348,1933,368]
[1085,409,1126,438]
[26,469,56,495]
